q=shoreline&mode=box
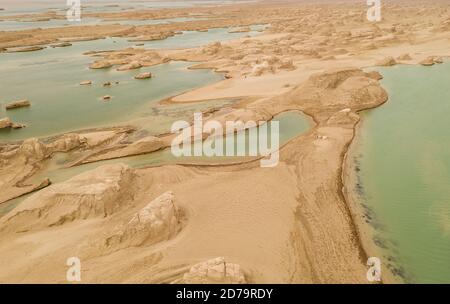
[1,0,450,283]
[342,60,450,284]
[342,113,398,284]
[0,67,386,282]
[341,82,404,284]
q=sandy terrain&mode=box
[1,0,450,283]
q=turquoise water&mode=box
[123,25,266,49]
[0,58,222,142]
[27,110,312,186]
[0,0,258,19]
[0,26,264,142]
[352,62,450,283]
[0,17,202,31]
[0,1,239,15]
[0,195,25,218]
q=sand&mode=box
[1,0,450,283]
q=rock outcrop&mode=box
[5,99,30,110]
[420,56,435,66]
[90,61,113,69]
[134,72,152,79]
[182,257,246,284]
[47,133,87,152]
[0,117,12,129]
[17,138,49,163]
[420,56,443,66]
[434,56,444,64]
[251,61,274,76]
[0,117,26,129]
[279,58,296,70]
[117,61,142,71]
[0,164,138,233]
[366,71,383,80]
[397,53,412,61]
[376,56,397,66]
[11,122,26,129]
[79,136,163,164]
[280,68,388,117]
[128,32,175,42]
[6,46,45,53]
[51,42,72,48]
[229,26,251,33]
[200,42,222,56]
[104,191,181,250]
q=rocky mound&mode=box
[0,164,138,233]
[397,53,412,61]
[134,72,152,79]
[229,26,251,33]
[376,56,397,67]
[104,191,181,250]
[5,99,31,110]
[47,133,87,153]
[182,257,246,284]
[0,117,26,130]
[89,61,113,69]
[0,117,13,129]
[420,56,444,66]
[281,68,388,118]
[79,136,163,164]
[88,49,169,70]
[16,138,49,163]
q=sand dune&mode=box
[0,0,449,283]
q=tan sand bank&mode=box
[1,0,450,284]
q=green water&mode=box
[28,110,312,185]
[0,26,265,142]
[353,63,450,283]
[0,58,222,142]
[0,1,238,15]
[0,17,203,31]
[118,25,266,50]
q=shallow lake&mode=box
[0,25,265,142]
[25,110,313,187]
[0,17,203,31]
[350,62,450,283]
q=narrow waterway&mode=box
[0,110,312,219]
[0,17,204,31]
[24,110,313,185]
[349,62,450,283]
[0,0,248,15]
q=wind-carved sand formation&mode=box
[0,0,449,283]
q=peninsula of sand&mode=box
[0,0,449,283]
